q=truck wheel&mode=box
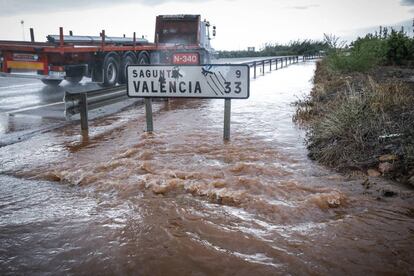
[41,79,62,87]
[102,55,120,87]
[118,54,137,84]
[65,75,83,84]
[137,52,149,64]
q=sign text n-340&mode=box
[127,64,249,99]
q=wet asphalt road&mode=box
[0,76,104,145]
[0,57,294,145]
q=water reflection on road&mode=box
[0,62,413,275]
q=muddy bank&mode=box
[295,60,414,186]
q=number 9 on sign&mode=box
[236,70,241,78]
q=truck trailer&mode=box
[0,14,216,87]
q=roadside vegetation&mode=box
[295,28,414,186]
[217,40,328,58]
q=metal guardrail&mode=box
[241,54,321,78]
[64,85,127,130]
[63,54,322,131]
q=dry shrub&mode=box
[295,61,414,179]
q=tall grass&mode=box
[295,60,414,177]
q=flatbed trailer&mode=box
[0,14,215,87]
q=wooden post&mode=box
[29,28,35,42]
[145,98,153,132]
[269,59,272,71]
[79,93,88,131]
[223,99,231,141]
[276,59,278,70]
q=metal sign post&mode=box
[223,99,231,140]
[144,98,153,132]
[127,64,250,140]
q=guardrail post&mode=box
[269,59,272,71]
[254,62,256,79]
[262,61,265,76]
[145,98,154,132]
[79,93,88,131]
[223,99,231,141]
[276,59,278,70]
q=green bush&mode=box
[326,36,387,72]
[326,28,414,73]
[386,30,414,65]
[217,40,329,58]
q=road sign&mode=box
[127,64,249,99]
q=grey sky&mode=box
[287,4,320,10]
[401,0,414,5]
[0,0,412,50]
[0,0,210,15]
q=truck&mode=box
[0,14,216,87]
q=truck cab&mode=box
[153,14,215,65]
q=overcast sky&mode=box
[0,0,412,50]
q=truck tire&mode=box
[41,79,62,87]
[118,53,137,84]
[102,55,120,87]
[65,75,83,84]
[137,52,150,64]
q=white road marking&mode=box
[6,101,62,114]
[0,84,40,89]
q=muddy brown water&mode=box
[1,62,413,275]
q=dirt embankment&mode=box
[295,60,414,187]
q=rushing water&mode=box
[1,62,413,275]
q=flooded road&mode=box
[1,62,413,275]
